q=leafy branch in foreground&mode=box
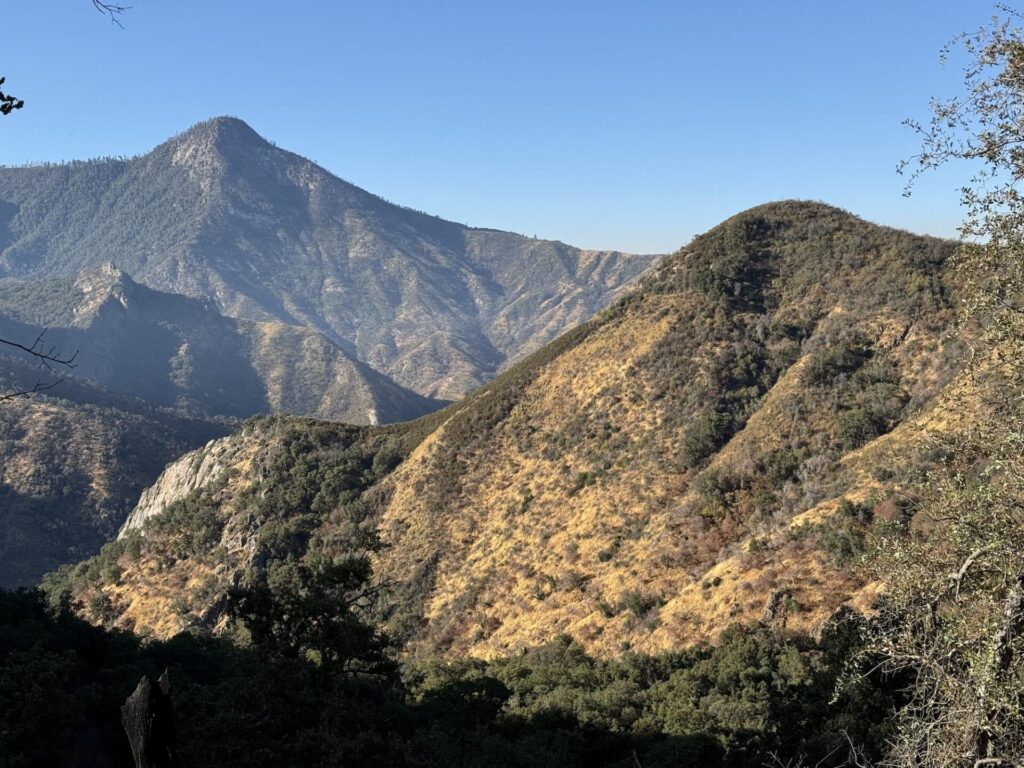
[864,431,1024,768]
[899,6,1024,369]
[863,7,1024,767]
[0,77,24,116]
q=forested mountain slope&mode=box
[0,358,228,586]
[0,117,655,399]
[51,202,966,657]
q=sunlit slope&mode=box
[372,202,959,656]
[57,201,966,657]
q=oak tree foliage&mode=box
[866,7,1024,767]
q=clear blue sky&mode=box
[0,1,1003,253]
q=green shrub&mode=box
[836,407,883,449]
[619,589,661,618]
[759,448,802,485]
[801,340,873,386]
[680,410,735,468]
[748,536,771,553]
[572,471,597,493]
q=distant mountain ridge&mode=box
[0,263,441,424]
[0,116,656,399]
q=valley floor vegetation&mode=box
[0,586,900,768]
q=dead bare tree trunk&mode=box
[121,670,180,768]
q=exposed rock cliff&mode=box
[119,438,238,537]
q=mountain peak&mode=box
[179,116,265,144]
[0,116,657,400]
[163,116,272,172]
[72,262,141,322]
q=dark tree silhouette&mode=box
[0,77,24,116]
[121,670,181,768]
[226,557,394,680]
[92,1,130,27]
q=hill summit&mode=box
[54,201,967,658]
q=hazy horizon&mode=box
[1,1,989,252]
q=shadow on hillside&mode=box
[0,587,723,767]
[0,588,898,768]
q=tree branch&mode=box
[0,330,78,403]
[91,1,130,27]
[0,378,63,403]
[0,330,78,371]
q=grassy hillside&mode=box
[371,201,961,656]
[50,201,967,659]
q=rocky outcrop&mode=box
[119,438,237,537]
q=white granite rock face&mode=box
[118,438,233,538]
